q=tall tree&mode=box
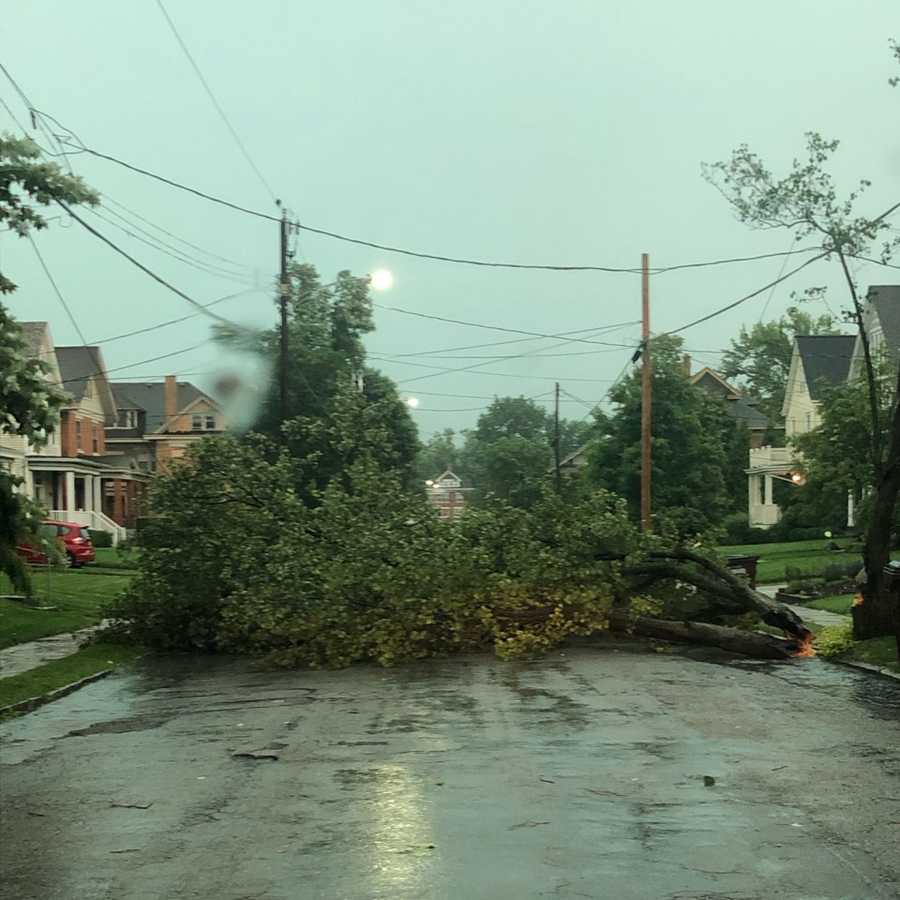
[587,335,742,536]
[0,133,98,590]
[221,261,420,489]
[704,51,900,648]
[720,306,839,422]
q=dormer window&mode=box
[115,409,138,429]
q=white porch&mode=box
[28,458,127,545]
[747,446,794,529]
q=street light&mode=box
[370,268,394,291]
[405,396,420,409]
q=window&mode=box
[205,415,216,430]
[92,428,99,454]
[75,419,82,450]
[192,414,203,431]
[115,410,138,429]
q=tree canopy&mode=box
[720,306,839,423]
[587,335,745,536]
[0,133,98,590]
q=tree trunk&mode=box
[610,612,807,660]
[856,366,900,655]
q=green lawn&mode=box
[0,642,141,713]
[846,636,900,673]
[0,569,132,648]
[804,594,854,615]
[91,547,138,571]
[717,537,861,584]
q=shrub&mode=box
[814,623,855,658]
[88,529,113,548]
[822,561,863,583]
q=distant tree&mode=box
[416,428,460,481]
[0,133,98,591]
[720,306,839,423]
[587,335,742,536]
[459,396,591,506]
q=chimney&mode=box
[682,354,692,377]
[164,375,177,427]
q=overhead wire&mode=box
[53,198,253,332]
[154,0,277,204]
[27,234,90,346]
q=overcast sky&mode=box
[2,1,898,437]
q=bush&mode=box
[822,561,863,583]
[814,623,855,658]
[88,529,113,548]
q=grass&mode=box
[716,537,861,584]
[0,569,132,648]
[91,547,138,571]
[805,594,854,615]
[845,636,900,674]
[0,642,142,713]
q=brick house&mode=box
[425,470,471,520]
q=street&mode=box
[1,646,899,900]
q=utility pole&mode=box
[279,206,289,423]
[640,252,652,532]
[554,381,561,493]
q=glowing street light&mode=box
[370,268,394,291]
[405,396,420,408]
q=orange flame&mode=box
[791,629,816,658]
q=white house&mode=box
[747,284,898,528]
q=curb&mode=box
[0,668,113,718]
[828,658,900,682]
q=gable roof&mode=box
[690,367,741,399]
[795,335,856,401]
[867,284,900,353]
[54,346,117,421]
[110,381,218,432]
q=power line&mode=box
[666,251,829,334]
[92,288,264,345]
[59,138,835,276]
[27,235,89,346]
[51,340,212,387]
[369,356,616,384]
[101,194,254,269]
[372,320,640,358]
[54,198,252,332]
[86,204,255,285]
[373,304,636,349]
[154,0,277,203]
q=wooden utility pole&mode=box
[640,253,652,532]
[554,381,561,492]
[279,207,290,422]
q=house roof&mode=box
[727,396,768,430]
[110,381,217,432]
[690,367,741,398]
[795,335,856,400]
[867,284,900,353]
[54,345,117,421]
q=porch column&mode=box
[764,474,774,506]
[82,476,92,513]
[64,470,76,515]
[748,474,757,510]
[93,477,103,515]
[847,491,856,529]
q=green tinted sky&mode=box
[2,1,898,435]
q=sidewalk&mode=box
[756,583,848,629]
[0,622,109,680]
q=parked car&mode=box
[16,520,96,569]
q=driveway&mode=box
[1,646,899,900]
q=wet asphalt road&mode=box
[1,646,899,900]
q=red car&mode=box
[17,520,96,569]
